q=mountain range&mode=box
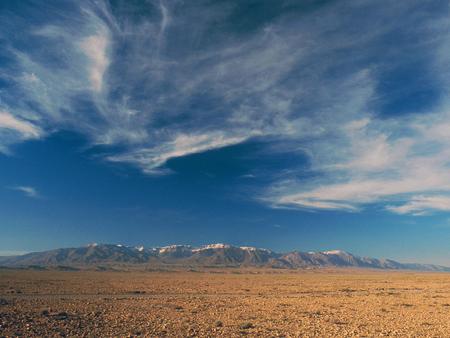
[0,243,448,272]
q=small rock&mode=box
[239,322,254,329]
[54,312,69,320]
[215,320,223,327]
[0,298,9,305]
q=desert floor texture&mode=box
[1,268,450,337]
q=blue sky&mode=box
[2,0,450,264]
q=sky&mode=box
[1,0,450,264]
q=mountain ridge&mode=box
[0,243,448,272]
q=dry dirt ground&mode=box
[1,268,450,337]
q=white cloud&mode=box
[0,0,379,165]
[0,111,41,139]
[79,31,110,92]
[276,195,358,212]
[158,0,170,45]
[12,186,39,198]
[261,1,450,215]
[3,0,450,217]
[269,109,450,213]
[108,131,253,173]
[387,196,450,216]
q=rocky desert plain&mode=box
[1,268,450,337]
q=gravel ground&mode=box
[1,269,450,337]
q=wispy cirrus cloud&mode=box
[79,31,110,92]
[261,2,450,215]
[11,186,39,199]
[267,110,450,215]
[0,110,41,153]
[107,131,253,174]
[387,196,450,216]
[2,0,450,215]
[0,111,41,139]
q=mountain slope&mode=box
[0,243,448,272]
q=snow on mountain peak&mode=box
[240,246,257,251]
[202,243,231,249]
[322,250,348,255]
[240,246,271,253]
[191,243,231,252]
[158,245,191,253]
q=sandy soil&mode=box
[1,268,450,337]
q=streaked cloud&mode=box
[387,196,450,216]
[2,0,450,215]
[79,31,110,92]
[0,111,41,139]
[108,131,252,174]
[269,111,450,214]
[12,186,39,198]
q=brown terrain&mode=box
[1,268,450,337]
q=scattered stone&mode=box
[239,322,254,329]
[333,320,347,325]
[53,312,69,320]
[2,270,450,336]
[0,298,9,306]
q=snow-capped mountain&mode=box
[0,243,448,272]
